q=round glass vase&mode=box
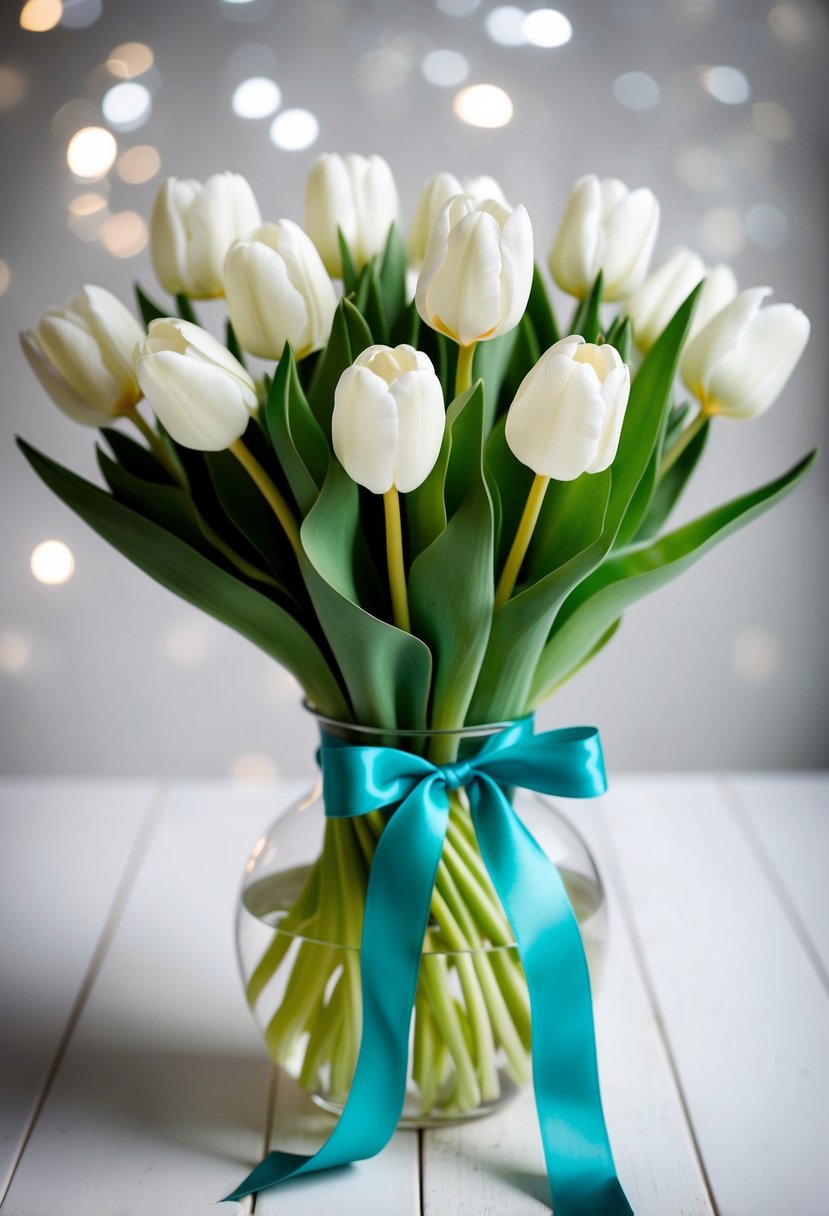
[235,717,607,1129]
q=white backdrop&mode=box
[1,0,827,776]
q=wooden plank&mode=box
[602,775,829,1216]
[0,778,156,1202]
[727,774,829,981]
[2,780,307,1216]
[422,790,715,1216]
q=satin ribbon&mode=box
[225,719,633,1215]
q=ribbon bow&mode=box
[225,720,633,1215]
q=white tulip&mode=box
[224,220,338,361]
[408,172,509,266]
[150,172,262,298]
[689,263,738,340]
[549,175,660,301]
[680,288,810,419]
[134,318,258,451]
[20,285,144,425]
[416,196,533,347]
[332,344,445,493]
[305,153,399,277]
[626,248,705,352]
[505,336,631,480]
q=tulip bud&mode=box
[689,263,738,340]
[506,336,630,481]
[408,172,509,267]
[626,248,705,352]
[134,318,258,451]
[224,220,338,361]
[549,175,660,301]
[416,196,533,348]
[150,172,262,299]
[305,153,399,277]
[332,344,445,493]
[680,288,810,420]
[20,285,144,425]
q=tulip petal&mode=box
[706,303,810,418]
[37,312,123,415]
[389,369,446,492]
[601,186,660,300]
[549,175,601,297]
[332,366,399,493]
[136,349,252,451]
[507,354,605,480]
[680,287,770,401]
[588,364,631,472]
[19,331,105,426]
[425,209,503,346]
[497,204,534,336]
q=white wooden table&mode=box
[1,774,827,1215]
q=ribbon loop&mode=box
[225,719,633,1216]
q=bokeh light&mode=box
[269,108,319,150]
[232,75,281,118]
[100,211,148,258]
[701,65,751,105]
[117,145,161,184]
[435,0,481,15]
[613,70,660,110]
[421,49,470,87]
[0,628,30,674]
[0,259,10,295]
[752,101,793,141]
[732,626,780,684]
[700,207,745,256]
[30,540,75,585]
[60,0,101,28]
[523,8,573,47]
[19,0,62,32]
[230,753,280,781]
[107,42,154,79]
[0,66,28,111]
[486,6,527,45]
[746,203,788,249]
[102,82,152,130]
[67,126,117,179]
[453,83,514,128]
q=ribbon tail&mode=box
[472,777,634,1216]
[223,775,449,1204]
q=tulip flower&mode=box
[680,287,810,421]
[305,153,399,277]
[333,344,446,632]
[690,263,738,340]
[150,172,262,299]
[497,337,630,609]
[549,175,660,301]
[135,318,258,451]
[20,285,144,425]
[415,196,533,372]
[626,248,706,352]
[224,220,338,361]
[408,172,508,267]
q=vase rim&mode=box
[304,701,524,740]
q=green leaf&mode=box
[526,264,559,351]
[405,419,451,559]
[355,263,388,345]
[603,315,631,362]
[225,318,246,367]
[499,314,541,411]
[484,416,533,568]
[527,471,613,581]
[18,438,350,718]
[531,450,818,703]
[300,460,432,728]
[409,385,494,732]
[570,272,603,342]
[97,447,208,553]
[633,419,710,543]
[337,228,360,296]
[470,329,519,432]
[101,427,171,484]
[174,292,198,325]
[265,343,329,515]
[307,298,373,439]
[134,283,166,327]
[445,381,489,518]
[378,223,408,339]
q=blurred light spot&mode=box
[102,81,152,130]
[454,83,514,128]
[52,98,99,140]
[60,0,101,27]
[231,752,279,782]
[436,0,481,15]
[67,126,117,178]
[107,42,154,79]
[0,259,10,294]
[768,3,809,42]
[700,207,745,256]
[162,619,217,667]
[523,8,572,46]
[68,205,109,242]
[701,64,750,105]
[746,203,788,249]
[67,191,107,215]
[269,108,319,150]
[673,142,729,192]
[20,0,62,31]
[422,48,469,86]
[752,100,793,141]
[730,131,772,174]
[101,211,148,257]
[0,66,28,110]
[732,626,779,684]
[232,75,281,118]
[486,6,528,45]
[31,540,75,585]
[357,46,411,92]
[613,70,660,110]
[0,628,30,674]
[117,144,161,183]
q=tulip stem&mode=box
[229,439,303,558]
[659,408,708,481]
[383,487,411,632]
[127,408,185,485]
[455,343,477,398]
[494,473,550,612]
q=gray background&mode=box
[1,0,826,778]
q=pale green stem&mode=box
[455,342,477,398]
[658,407,709,480]
[383,486,411,632]
[494,473,551,611]
[229,438,302,558]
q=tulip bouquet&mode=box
[19,157,814,1124]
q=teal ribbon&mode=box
[225,719,633,1215]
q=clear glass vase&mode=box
[235,717,607,1128]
